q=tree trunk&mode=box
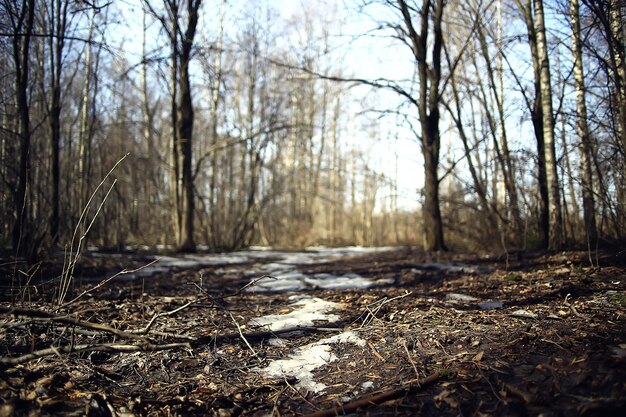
[476,18,522,243]
[50,72,62,245]
[11,0,36,257]
[176,0,201,252]
[47,0,69,245]
[534,0,563,249]
[571,0,597,245]
[517,0,550,248]
[398,0,447,251]
[423,141,445,251]
[78,6,96,214]
[609,0,626,155]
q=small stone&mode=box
[510,309,538,319]
[478,301,503,310]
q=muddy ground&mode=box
[1,247,625,416]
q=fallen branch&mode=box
[132,275,278,336]
[360,291,413,327]
[301,370,444,417]
[0,307,148,342]
[134,299,196,334]
[228,311,257,356]
[192,325,343,347]
[0,341,190,366]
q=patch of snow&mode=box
[157,256,203,269]
[134,266,170,277]
[249,296,343,331]
[325,331,366,347]
[253,278,308,292]
[304,273,376,290]
[445,293,478,303]
[249,262,293,274]
[268,338,288,347]
[248,269,393,293]
[361,381,375,389]
[257,330,365,393]
[88,246,395,286]
[261,344,334,393]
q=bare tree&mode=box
[40,0,72,245]
[144,0,201,252]
[514,0,546,248]
[397,0,447,251]
[534,0,563,249]
[3,0,36,257]
[570,0,597,245]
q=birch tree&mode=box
[515,0,550,248]
[534,0,563,249]
[570,0,597,245]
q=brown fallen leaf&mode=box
[0,404,15,417]
[472,351,484,362]
[434,389,459,408]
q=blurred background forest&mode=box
[0,0,624,258]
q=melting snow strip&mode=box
[257,331,366,393]
[247,270,394,292]
[104,246,394,282]
[248,295,343,332]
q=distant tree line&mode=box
[0,0,623,258]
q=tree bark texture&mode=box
[398,0,447,251]
[176,0,201,252]
[517,0,550,249]
[11,0,36,257]
[534,0,563,250]
[570,0,598,245]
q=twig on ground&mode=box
[301,370,444,417]
[283,377,319,410]
[228,311,257,356]
[59,258,161,309]
[0,307,148,342]
[0,341,190,366]
[191,325,343,347]
[368,341,385,361]
[135,298,195,334]
[192,274,277,300]
[237,275,277,294]
[359,291,413,327]
[475,363,504,403]
[403,339,420,379]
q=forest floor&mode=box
[0,246,625,416]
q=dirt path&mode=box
[1,248,625,416]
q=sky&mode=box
[264,0,425,208]
[112,0,579,215]
[113,0,448,211]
